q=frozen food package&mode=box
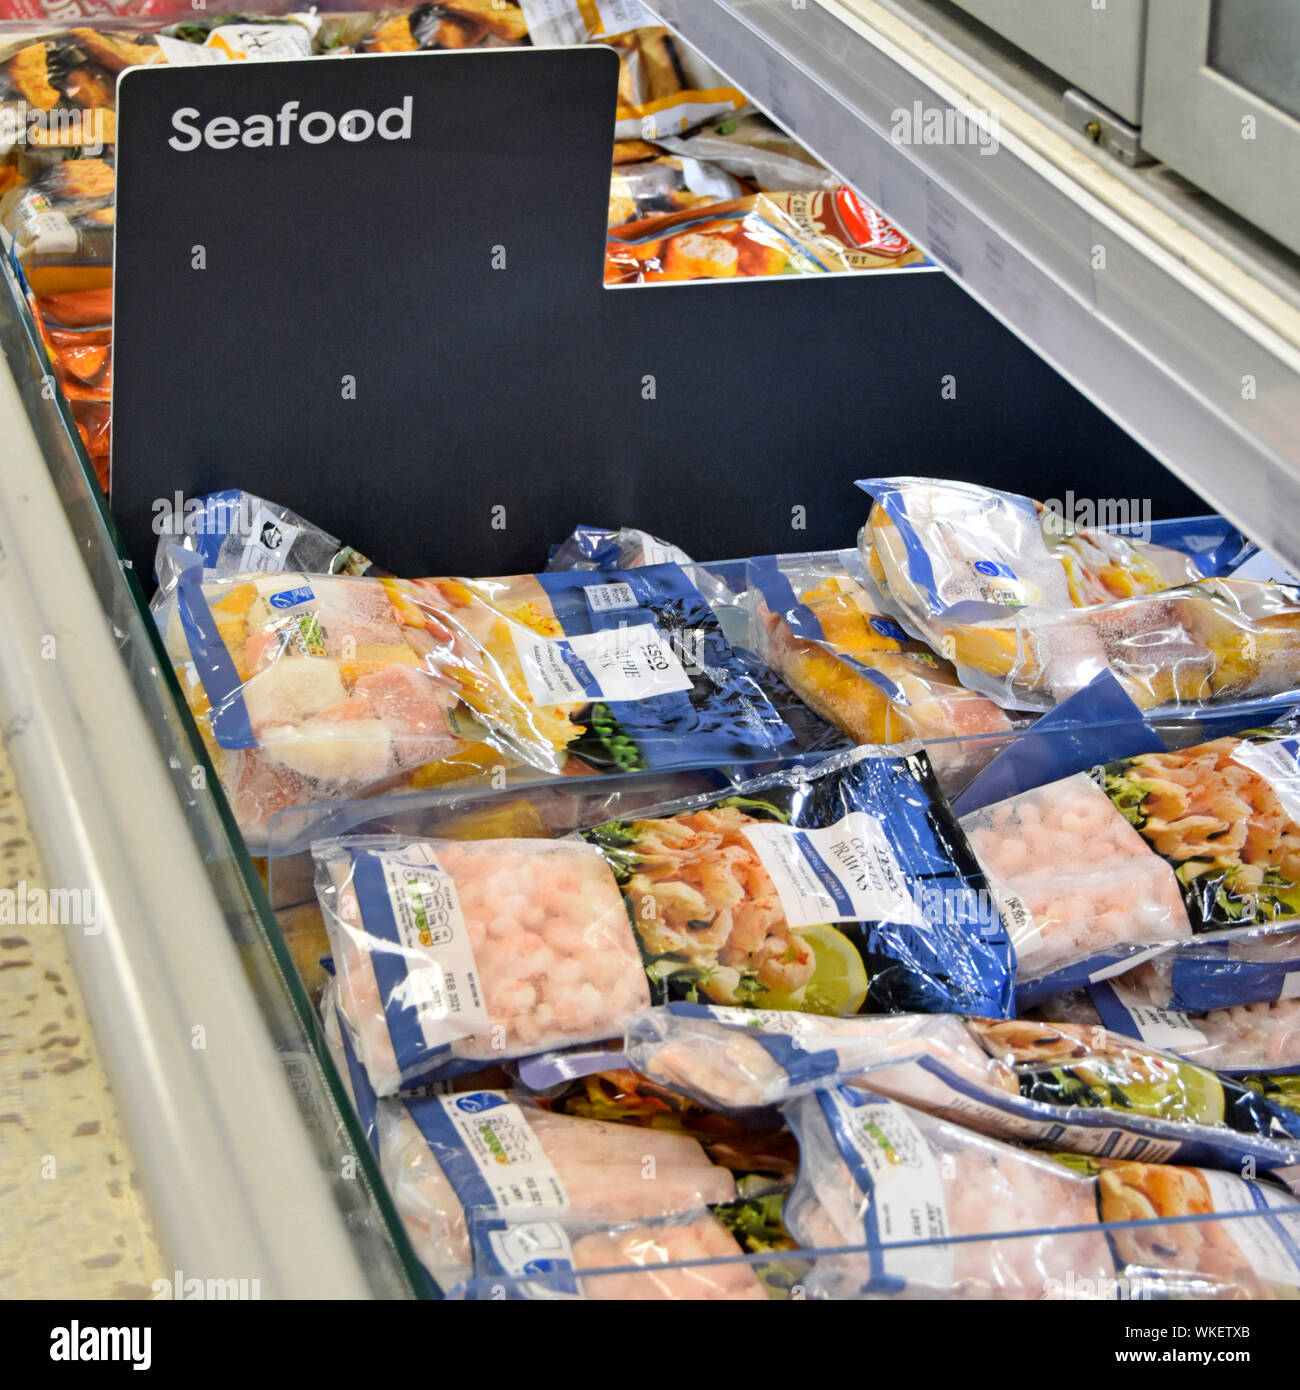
[169,562,795,850]
[707,1189,810,1299]
[1245,1072,1300,1118]
[861,478,1243,640]
[151,489,377,612]
[1034,982,1300,1077]
[23,282,112,486]
[314,834,653,1093]
[311,747,1014,1093]
[624,1005,1300,1185]
[1092,1158,1300,1300]
[546,523,692,572]
[530,1067,801,1181]
[608,153,744,225]
[0,27,145,177]
[1118,927,1300,1014]
[960,725,1300,1003]
[651,112,840,194]
[947,670,1165,818]
[408,4,746,136]
[859,478,1280,712]
[626,1003,984,1111]
[736,660,856,764]
[783,1087,1115,1299]
[0,16,329,178]
[151,492,378,656]
[578,746,1015,1019]
[606,188,925,283]
[350,1,531,51]
[152,11,326,60]
[374,1088,736,1292]
[0,154,114,293]
[747,549,1022,789]
[458,1209,770,1301]
[319,976,383,1154]
[586,19,747,142]
[545,527,737,620]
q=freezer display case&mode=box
[3,1,1300,1304]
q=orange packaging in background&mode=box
[606,186,926,282]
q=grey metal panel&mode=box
[951,0,1147,123]
[1144,0,1300,257]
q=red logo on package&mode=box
[834,187,910,257]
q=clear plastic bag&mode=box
[545,524,692,572]
[650,112,840,195]
[346,2,531,51]
[319,977,383,1153]
[459,1208,770,1301]
[168,570,531,850]
[624,1005,1300,1185]
[576,746,1015,1020]
[785,1087,1300,1301]
[606,188,924,284]
[0,15,330,182]
[1092,1157,1300,1300]
[625,1004,985,1111]
[746,549,1022,790]
[167,563,794,851]
[859,478,1278,713]
[594,21,747,142]
[152,490,375,588]
[607,154,744,227]
[520,1064,803,1186]
[375,1089,736,1292]
[310,744,1016,1094]
[15,277,113,486]
[960,725,1300,1003]
[783,1088,1114,1299]
[150,491,377,653]
[1033,983,1300,1076]
[358,7,747,138]
[0,156,114,292]
[314,835,650,1094]
[1114,927,1300,1013]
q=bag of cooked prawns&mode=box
[960,722,1300,1005]
[308,746,1016,1103]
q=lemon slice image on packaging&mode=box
[761,924,871,1016]
[582,745,1015,1020]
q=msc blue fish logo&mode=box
[269,585,315,608]
[455,1092,507,1114]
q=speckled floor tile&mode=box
[0,736,166,1299]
